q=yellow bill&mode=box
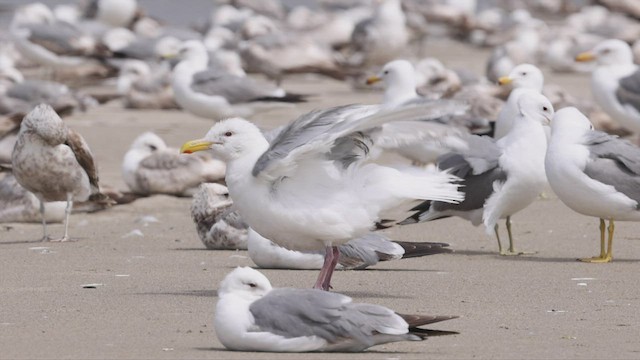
[575,51,595,62]
[498,76,512,85]
[180,139,213,154]
[366,75,382,85]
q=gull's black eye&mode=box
[383,70,389,75]
[224,131,233,137]
[521,72,527,76]
[601,48,611,54]
[149,145,157,151]
[543,106,548,111]
[247,282,257,288]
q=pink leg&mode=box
[321,247,340,290]
[313,246,339,291]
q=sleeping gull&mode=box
[545,107,640,262]
[214,267,458,352]
[401,91,553,255]
[171,40,306,120]
[0,171,65,224]
[181,102,464,290]
[248,228,451,270]
[11,104,112,241]
[122,132,225,196]
[116,60,178,110]
[495,63,544,139]
[575,39,640,138]
[191,183,248,250]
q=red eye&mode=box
[225,131,233,137]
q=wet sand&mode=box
[2,40,640,359]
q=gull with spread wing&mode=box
[181,102,464,290]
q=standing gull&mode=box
[181,102,463,290]
[401,92,553,256]
[171,40,305,120]
[122,132,225,197]
[11,104,111,241]
[214,267,458,352]
[575,39,640,138]
[545,107,640,262]
[495,63,544,139]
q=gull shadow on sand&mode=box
[452,249,640,263]
[134,289,218,297]
[194,346,427,354]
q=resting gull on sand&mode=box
[248,228,452,270]
[545,107,640,262]
[122,132,225,197]
[214,267,458,352]
[11,104,111,241]
[0,171,65,224]
[575,39,640,139]
[181,102,464,290]
[401,92,553,255]
[190,183,248,250]
[171,40,305,120]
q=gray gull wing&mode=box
[249,288,411,350]
[252,100,465,180]
[584,131,640,205]
[190,70,280,104]
[616,69,640,113]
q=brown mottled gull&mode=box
[11,104,112,241]
[190,183,248,250]
[122,132,225,197]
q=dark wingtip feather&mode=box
[394,241,453,258]
[251,92,308,103]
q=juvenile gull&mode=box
[575,39,640,137]
[248,228,451,270]
[190,183,248,250]
[11,104,111,241]
[171,40,305,120]
[401,92,553,255]
[214,267,458,352]
[495,63,544,139]
[545,107,640,262]
[181,102,463,290]
[122,132,225,197]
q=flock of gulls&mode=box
[1,0,640,353]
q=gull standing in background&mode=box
[181,102,464,290]
[495,63,544,139]
[402,92,553,256]
[214,267,458,352]
[545,107,640,262]
[12,104,111,241]
[576,39,640,141]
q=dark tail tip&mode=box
[394,241,453,258]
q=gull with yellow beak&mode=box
[180,102,464,290]
[575,39,640,139]
[401,91,553,256]
[545,107,640,262]
[494,63,544,139]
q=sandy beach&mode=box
[2,40,640,359]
